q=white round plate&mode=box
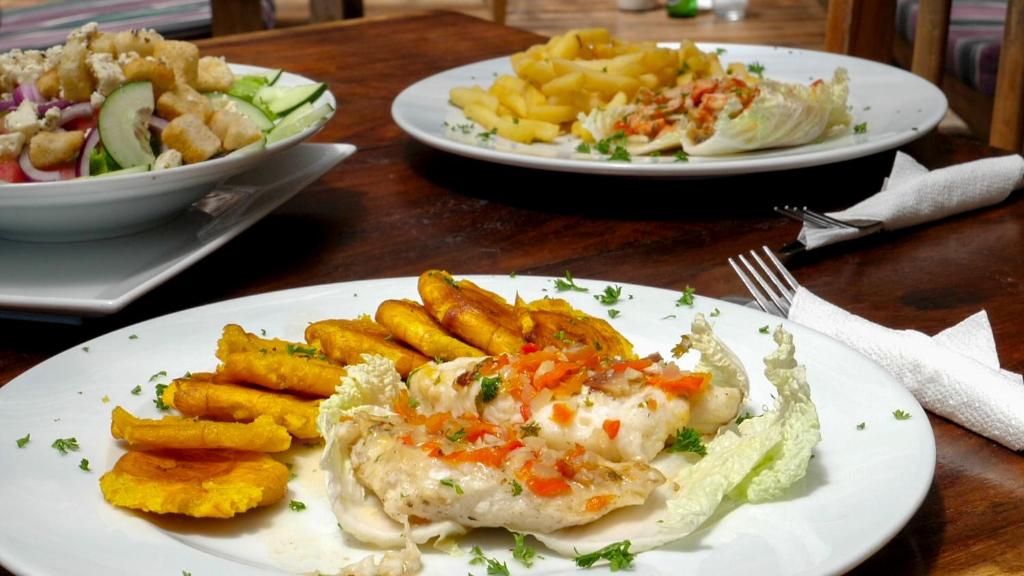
[392,44,947,177]
[0,276,935,576]
[0,64,336,242]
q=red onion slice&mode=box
[148,116,168,132]
[13,83,42,105]
[58,102,94,126]
[37,99,71,114]
[0,100,17,113]
[18,146,62,182]
[77,128,100,178]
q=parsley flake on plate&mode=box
[675,286,696,307]
[576,142,592,154]
[79,458,90,471]
[857,422,866,430]
[608,145,631,162]
[594,285,622,305]
[668,427,707,456]
[608,309,621,319]
[512,532,538,567]
[747,61,765,78]
[441,478,464,495]
[478,376,501,403]
[893,409,912,420]
[446,427,466,443]
[759,325,770,334]
[553,270,588,292]
[130,385,142,395]
[153,383,170,410]
[289,499,306,511]
[854,121,868,134]
[148,370,167,382]
[574,540,634,571]
[469,545,509,576]
[710,307,721,317]
[511,479,523,496]
[51,437,79,455]
[16,433,29,448]
[674,150,689,162]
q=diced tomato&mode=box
[520,343,541,354]
[550,402,575,427]
[585,495,615,513]
[534,361,582,390]
[64,113,97,133]
[520,402,532,421]
[0,160,27,183]
[423,412,451,434]
[550,370,587,398]
[602,419,621,440]
[611,359,653,373]
[399,434,415,446]
[463,419,500,442]
[564,345,600,369]
[527,476,572,497]
[515,349,560,373]
[648,372,710,396]
[420,441,443,457]
[442,441,523,468]
[646,398,658,411]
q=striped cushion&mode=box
[896,0,1005,96]
[0,0,276,53]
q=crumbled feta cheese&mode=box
[0,132,26,160]
[0,49,47,92]
[86,53,125,96]
[67,22,99,44]
[154,149,182,170]
[43,45,63,70]
[4,100,40,138]
[39,106,62,132]
[116,51,140,67]
[90,91,106,109]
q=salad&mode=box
[0,23,332,184]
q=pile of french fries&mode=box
[100,270,636,519]
[449,29,759,145]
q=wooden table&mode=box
[1,11,1022,575]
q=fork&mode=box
[727,246,800,318]
[774,205,883,234]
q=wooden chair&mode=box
[826,0,1024,151]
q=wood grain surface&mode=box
[1,12,1022,576]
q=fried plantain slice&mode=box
[515,296,635,359]
[305,316,429,377]
[418,269,526,355]
[375,299,485,362]
[164,378,321,439]
[216,324,345,398]
[99,449,288,518]
[110,406,292,452]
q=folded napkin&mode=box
[788,287,1024,450]
[799,152,1024,249]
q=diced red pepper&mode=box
[602,419,621,440]
[585,495,614,512]
[550,402,575,427]
[527,476,572,497]
[648,372,710,396]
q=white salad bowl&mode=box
[0,64,336,242]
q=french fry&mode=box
[449,87,499,111]
[463,104,534,143]
[488,83,528,117]
[305,317,429,378]
[526,104,576,124]
[216,324,344,398]
[164,378,321,439]
[540,71,585,96]
[110,406,292,452]
[375,299,485,362]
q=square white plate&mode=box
[0,143,355,320]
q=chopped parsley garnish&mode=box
[520,421,541,437]
[51,437,80,455]
[154,383,169,410]
[129,334,139,340]
[16,433,30,448]
[477,127,498,142]
[148,370,167,382]
[81,347,89,353]
[661,314,676,320]
[553,270,588,292]
[608,146,631,162]
[716,47,727,55]
[595,131,627,154]
[576,142,592,153]
[675,286,696,307]
[747,62,765,78]
[183,572,191,576]
[454,123,473,134]
[407,395,420,409]
[512,532,538,567]
[673,149,689,162]
[479,376,501,403]
[608,309,621,319]
[854,122,868,134]
[286,343,319,357]
[710,308,721,317]
[441,478,464,495]
[758,325,770,334]
[130,385,142,395]
[79,458,90,471]
[667,427,706,456]
[509,271,517,278]
[511,479,523,496]
[446,427,466,443]
[735,412,753,425]
[553,330,570,342]
[893,409,912,420]
[574,540,634,571]
[289,499,306,511]
[856,422,866,430]
[260,328,267,336]
[594,285,622,305]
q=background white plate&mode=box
[0,143,354,320]
[0,276,935,575]
[392,44,947,177]
[0,64,336,242]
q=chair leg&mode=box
[491,0,507,25]
[824,0,896,63]
[309,0,364,20]
[990,0,1024,151]
[911,0,952,84]
[211,0,265,36]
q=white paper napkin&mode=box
[799,152,1024,249]
[788,287,1024,450]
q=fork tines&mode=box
[728,246,801,318]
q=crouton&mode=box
[154,40,199,88]
[162,114,221,164]
[58,36,95,102]
[113,29,162,57]
[208,109,262,151]
[36,68,61,100]
[156,84,213,122]
[89,32,117,55]
[29,131,85,169]
[196,56,235,93]
[123,57,176,98]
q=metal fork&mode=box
[774,205,883,233]
[727,246,800,318]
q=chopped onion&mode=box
[77,128,100,178]
[13,83,42,105]
[38,99,71,114]
[59,103,94,126]
[18,147,62,182]
[148,116,168,132]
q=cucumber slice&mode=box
[91,164,150,178]
[98,81,156,168]
[206,92,275,131]
[264,69,283,85]
[228,136,267,157]
[254,83,327,116]
[227,75,267,102]
[266,102,333,143]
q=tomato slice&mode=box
[0,160,27,183]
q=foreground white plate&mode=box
[0,64,336,242]
[0,276,935,575]
[0,143,354,320]
[392,43,947,177]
